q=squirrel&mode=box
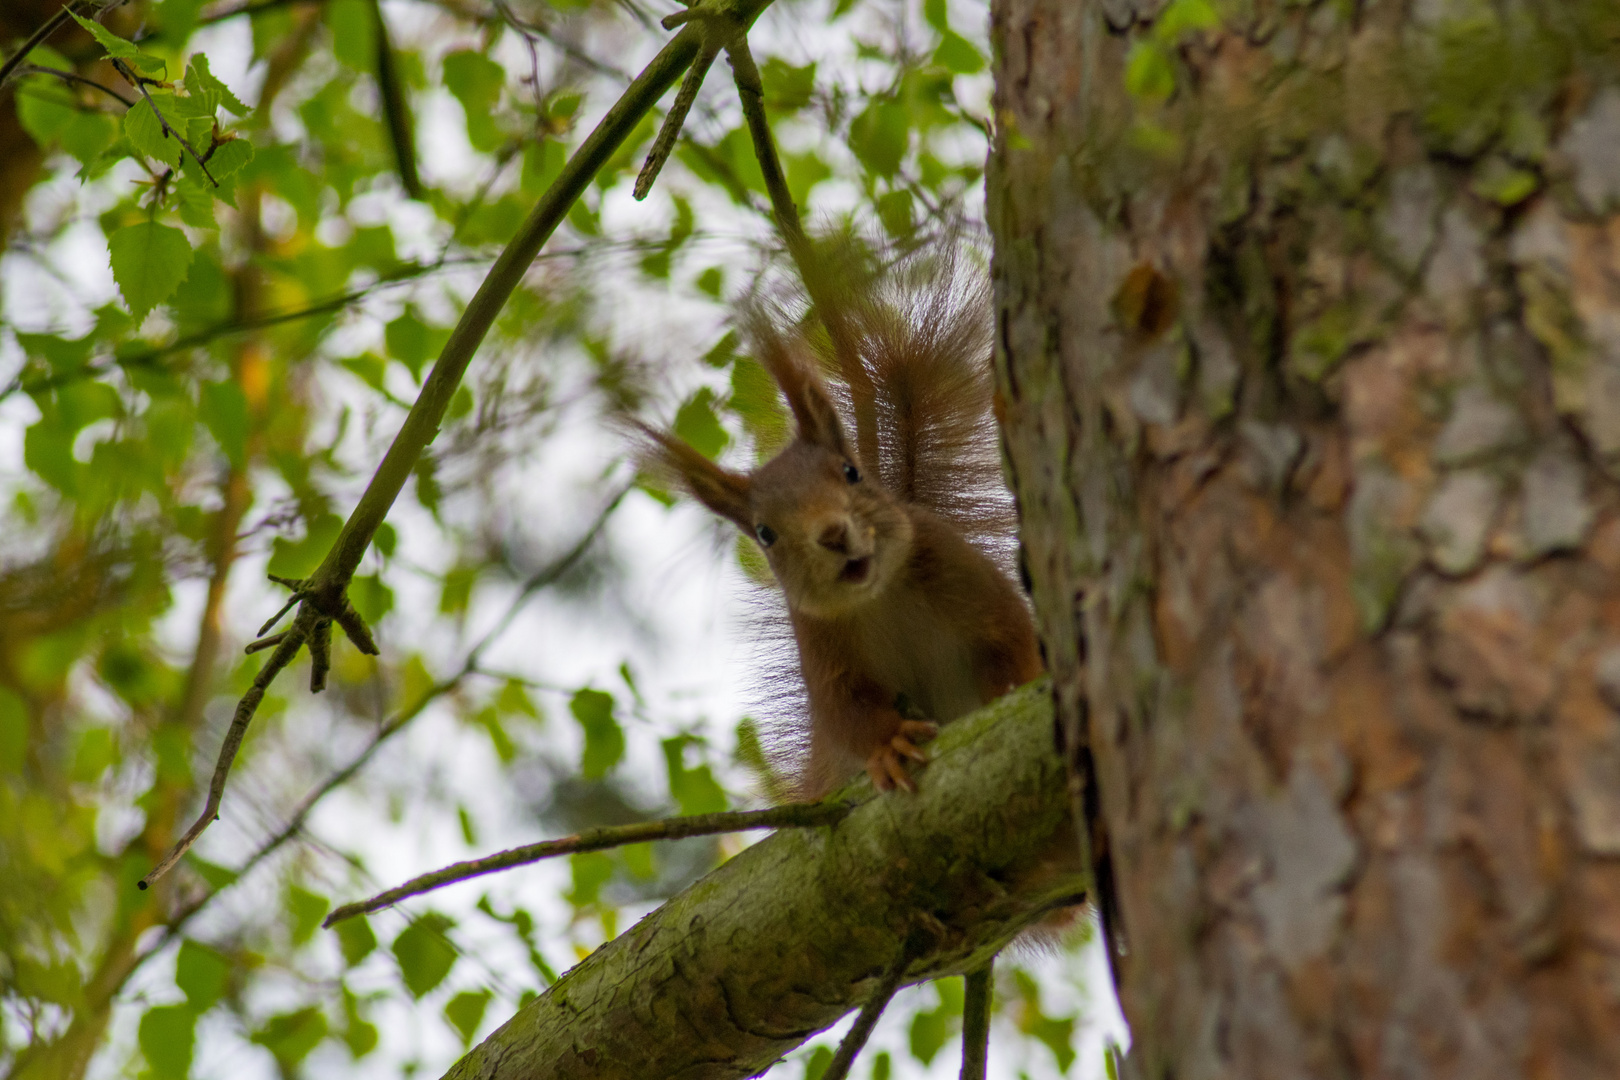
[645,241,1042,798]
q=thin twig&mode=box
[633,40,718,199]
[138,614,311,889]
[0,0,124,92]
[727,38,879,470]
[158,489,625,910]
[113,57,219,186]
[960,960,993,1080]
[369,0,422,199]
[325,801,852,925]
[821,934,926,1080]
[14,62,134,105]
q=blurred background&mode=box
[0,0,1125,1076]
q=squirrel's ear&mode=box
[639,425,753,531]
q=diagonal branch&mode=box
[821,934,926,1080]
[0,0,134,92]
[727,38,880,471]
[325,802,852,926]
[439,682,1084,1080]
[133,0,758,888]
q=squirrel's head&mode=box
[646,349,913,618]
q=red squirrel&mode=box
[646,244,1042,797]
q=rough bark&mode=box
[441,681,1081,1080]
[990,2,1620,1079]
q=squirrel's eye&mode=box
[755,523,777,547]
[843,463,861,484]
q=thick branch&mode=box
[441,681,1080,1080]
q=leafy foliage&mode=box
[0,0,1107,1077]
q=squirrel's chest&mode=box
[844,592,982,722]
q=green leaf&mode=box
[385,307,447,381]
[335,914,378,967]
[566,851,614,908]
[252,1006,329,1070]
[443,50,506,152]
[392,914,457,998]
[58,109,117,166]
[444,989,492,1045]
[184,53,249,116]
[696,266,723,298]
[15,79,75,152]
[923,0,948,31]
[288,885,330,946]
[802,1044,833,1080]
[877,189,915,237]
[67,11,165,74]
[909,1002,950,1064]
[139,1005,196,1079]
[570,688,624,780]
[663,737,728,816]
[674,388,729,460]
[849,100,909,177]
[156,0,208,41]
[326,0,377,71]
[761,58,816,112]
[176,939,230,1012]
[108,222,193,321]
[176,180,217,229]
[933,30,985,75]
[342,988,379,1058]
[24,418,80,494]
[125,96,184,170]
[267,511,343,580]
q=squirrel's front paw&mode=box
[865,720,939,793]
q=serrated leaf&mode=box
[176,181,217,228]
[391,914,457,999]
[569,688,623,780]
[185,53,248,115]
[176,939,230,1011]
[68,10,143,63]
[124,96,183,169]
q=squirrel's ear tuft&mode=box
[636,423,753,531]
[750,321,850,459]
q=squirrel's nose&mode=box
[817,521,850,555]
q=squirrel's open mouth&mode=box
[840,556,872,584]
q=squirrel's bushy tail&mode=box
[800,237,1014,549]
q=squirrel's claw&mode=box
[867,721,940,792]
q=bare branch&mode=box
[138,613,312,889]
[14,62,134,105]
[326,802,852,926]
[960,960,993,1080]
[0,1,133,92]
[821,935,925,1080]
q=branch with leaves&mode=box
[137,0,780,889]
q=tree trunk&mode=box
[442,683,1082,1080]
[990,2,1620,1078]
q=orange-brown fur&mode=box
[647,244,1041,797]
